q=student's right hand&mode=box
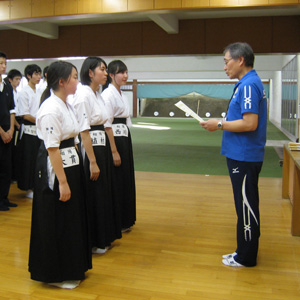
[90,161,100,181]
[59,181,71,202]
[112,151,121,167]
[0,131,12,143]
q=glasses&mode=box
[224,58,233,66]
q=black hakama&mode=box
[29,138,92,283]
[85,125,122,249]
[112,118,136,229]
[16,120,40,191]
[11,116,22,182]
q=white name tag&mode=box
[23,125,37,136]
[90,130,106,146]
[112,124,128,137]
[60,147,79,168]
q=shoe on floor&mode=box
[48,280,80,289]
[3,198,18,207]
[92,247,107,254]
[222,252,237,259]
[222,256,244,267]
[0,203,9,211]
[121,227,131,233]
[26,190,33,199]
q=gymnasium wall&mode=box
[1,15,300,59]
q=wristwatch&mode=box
[217,120,223,130]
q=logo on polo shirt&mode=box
[244,86,252,109]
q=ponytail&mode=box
[40,86,51,106]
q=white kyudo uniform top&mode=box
[18,85,41,118]
[101,83,132,128]
[37,80,47,97]
[72,85,108,131]
[13,90,20,116]
[36,93,80,189]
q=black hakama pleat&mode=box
[11,116,22,182]
[29,138,92,283]
[16,120,41,191]
[85,125,122,249]
[112,118,136,229]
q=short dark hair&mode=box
[24,64,42,81]
[0,51,7,59]
[80,56,107,86]
[43,66,49,78]
[108,60,128,76]
[7,69,22,80]
[103,60,128,89]
[223,42,255,68]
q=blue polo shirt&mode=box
[221,70,267,162]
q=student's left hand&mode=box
[7,128,14,138]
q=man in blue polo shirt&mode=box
[201,42,267,267]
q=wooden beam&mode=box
[148,13,179,34]
[7,22,59,39]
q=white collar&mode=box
[109,83,123,97]
[0,80,4,92]
[0,75,4,92]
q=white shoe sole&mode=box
[222,257,243,267]
[92,247,107,254]
[49,280,80,289]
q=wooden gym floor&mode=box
[0,172,299,300]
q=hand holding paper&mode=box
[175,101,204,122]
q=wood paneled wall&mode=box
[1,0,299,20]
[0,1,10,20]
[1,16,299,59]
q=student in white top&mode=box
[29,61,92,289]
[102,60,136,232]
[73,57,122,254]
[37,65,49,97]
[16,64,41,198]
[6,69,22,120]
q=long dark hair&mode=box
[102,60,128,91]
[80,56,107,86]
[40,61,77,105]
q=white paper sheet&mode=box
[175,101,204,122]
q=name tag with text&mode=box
[90,130,106,146]
[23,125,37,136]
[60,147,79,168]
[112,124,128,137]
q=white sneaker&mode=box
[222,256,244,267]
[49,280,80,289]
[222,252,237,259]
[26,190,33,199]
[92,247,107,254]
